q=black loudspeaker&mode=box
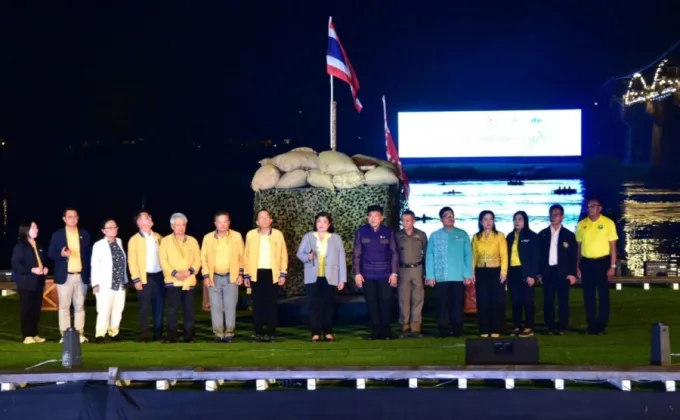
[465,338,540,365]
[651,323,671,366]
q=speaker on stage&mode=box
[62,328,82,368]
[651,323,671,366]
[465,338,540,365]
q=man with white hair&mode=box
[159,213,201,343]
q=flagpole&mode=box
[329,16,337,151]
[330,75,337,151]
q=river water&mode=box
[408,179,680,277]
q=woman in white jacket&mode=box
[91,219,128,343]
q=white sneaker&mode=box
[79,334,89,343]
[33,336,46,343]
[59,337,64,344]
[23,337,36,344]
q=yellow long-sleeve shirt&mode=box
[243,228,288,283]
[159,234,201,290]
[201,230,245,283]
[472,231,508,276]
[127,231,163,284]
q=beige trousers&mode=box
[57,274,87,333]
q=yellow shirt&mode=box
[159,234,201,290]
[510,234,521,267]
[258,234,271,269]
[200,230,245,283]
[66,228,82,273]
[472,231,509,276]
[243,228,288,283]
[314,232,332,277]
[214,235,231,274]
[32,243,43,270]
[576,215,618,259]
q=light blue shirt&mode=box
[425,227,472,282]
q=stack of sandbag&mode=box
[251,148,400,192]
[352,154,399,185]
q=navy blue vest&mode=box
[355,224,395,280]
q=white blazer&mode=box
[91,238,129,290]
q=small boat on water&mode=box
[554,187,577,195]
[507,179,524,186]
[443,189,459,195]
[415,214,435,222]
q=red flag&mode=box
[382,96,410,200]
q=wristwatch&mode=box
[610,265,617,268]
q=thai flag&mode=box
[383,96,410,200]
[326,17,362,112]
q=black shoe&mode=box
[213,337,223,343]
[153,333,164,342]
[163,337,178,344]
[95,336,106,344]
[586,328,599,335]
[268,335,277,342]
[409,332,423,338]
[110,334,122,342]
[509,328,520,337]
[556,330,565,336]
[399,331,410,339]
[223,336,234,343]
[252,334,265,342]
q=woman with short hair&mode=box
[296,212,347,342]
[91,219,129,343]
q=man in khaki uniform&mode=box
[395,210,428,338]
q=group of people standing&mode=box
[9,198,618,344]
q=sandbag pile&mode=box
[251,148,400,192]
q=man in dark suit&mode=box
[538,204,577,335]
[48,208,92,343]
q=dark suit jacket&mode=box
[538,225,577,279]
[506,229,540,280]
[11,242,47,291]
[47,228,92,285]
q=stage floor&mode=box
[0,381,678,420]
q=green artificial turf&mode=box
[0,287,677,371]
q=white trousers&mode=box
[95,288,127,337]
[57,274,87,334]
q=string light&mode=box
[623,59,680,106]
[2,199,7,234]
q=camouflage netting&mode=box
[253,184,404,296]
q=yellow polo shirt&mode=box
[66,228,82,273]
[314,232,332,277]
[258,234,271,269]
[214,235,231,274]
[510,235,521,267]
[576,215,618,259]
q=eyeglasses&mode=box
[104,226,119,230]
[441,214,455,219]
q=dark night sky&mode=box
[1,2,679,157]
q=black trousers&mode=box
[306,276,334,335]
[475,267,506,334]
[364,280,392,338]
[543,265,571,331]
[166,287,195,340]
[18,287,43,339]
[137,272,166,339]
[581,256,611,332]
[252,269,279,336]
[435,282,465,335]
[507,266,535,329]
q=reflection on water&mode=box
[410,179,680,277]
[621,182,680,276]
[410,179,584,235]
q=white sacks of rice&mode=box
[318,151,359,176]
[276,169,308,189]
[251,164,281,192]
[307,169,335,190]
[364,166,399,185]
[332,171,365,189]
[271,150,319,172]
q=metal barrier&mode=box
[1,365,679,392]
